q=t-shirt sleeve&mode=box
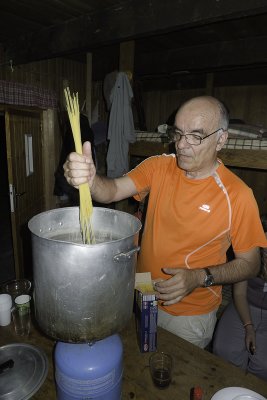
[230,186,267,252]
[127,156,159,202]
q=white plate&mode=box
[211,387,266,400]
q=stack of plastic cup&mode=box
[0,294,12,326]
[4,279,31,306]
[13,294,31,335]
[15,294,31,308]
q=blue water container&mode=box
[55,334,123,400]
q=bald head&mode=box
[178,96,229,131]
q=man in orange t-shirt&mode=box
[64,96,267,348]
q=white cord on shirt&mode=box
[184,171,232,298]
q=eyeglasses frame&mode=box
[168,127,224,146]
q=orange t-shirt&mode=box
[127,154,267,316]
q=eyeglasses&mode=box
[168,127,223,146]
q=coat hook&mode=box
[9,60,14,72]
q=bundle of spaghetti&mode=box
[64,87,95,244]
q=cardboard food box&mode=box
[134,272,158,353]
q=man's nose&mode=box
[176,135,189,149]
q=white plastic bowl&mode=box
[211,388,266,400]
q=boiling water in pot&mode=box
[46,229,122,244]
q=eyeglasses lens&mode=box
[169,131,201,145]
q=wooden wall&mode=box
[0,58,87,208]
[142,84,267,215]
[142,85,267,131]
[0,59,266,215]
[217,86,267,216]
[0,57,86,147]
[0,59,111,210]
[0,58,86,104]
[143,88,203,131]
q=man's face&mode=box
[174,99,223,178]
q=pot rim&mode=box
[28,206,142,247]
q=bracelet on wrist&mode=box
[243,322,253,328]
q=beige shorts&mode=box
[157,307,218,349]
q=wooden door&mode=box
[5,109,45,279]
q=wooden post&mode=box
[86,52,92,125]
[119,41,135,75]
[206,73,214,95]
[42,109,57,210]
[115,41,135,213]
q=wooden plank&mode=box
[206,73,214,96]
[230,167,267,215]
[129,141,170,157]
[135,35,267,76]
[129,141,267,170]
[119,41,135,75]
[5,0,267,64]
[42,109,57,210]
[0,315,267,399]
[5,109,44,278]
[4,111,20,278]
[219,148,267,170]
[115,40,135,212]
[86,52,92,125]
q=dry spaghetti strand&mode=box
[64,87,95,244]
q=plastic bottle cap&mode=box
[193,386,204,400]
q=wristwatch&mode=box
[203,268,215,287]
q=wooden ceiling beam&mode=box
[4,0,267,65]
[135,35,267,77]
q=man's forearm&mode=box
[209,257,259,284]
[196,253,260,287]
[90,175,117,203]
[155,249,260,306]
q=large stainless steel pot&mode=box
[28,207,141,343]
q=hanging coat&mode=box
[106,72,135,178]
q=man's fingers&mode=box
[63,161,90,187]
[156,268,182,287]
[69,176,87,188]
[161,298,183,306]
[156,292,183,306]
[63,144,96,190]
[155,283,178,293]
[82,141,92,158]
[161,267,178,276]
[67,160,91,172]
[68,151,85,162]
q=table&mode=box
[1,316,267,400]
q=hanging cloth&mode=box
[106,72,135,178]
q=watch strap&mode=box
[203,267,214,287]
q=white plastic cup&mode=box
[15,294,31,309]
[12,306,31,336]
[0,294,12,326]
[13,294,31,336]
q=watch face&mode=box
[205,276,213,287]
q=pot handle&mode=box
[113,247,140,262]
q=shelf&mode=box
[129,142,267,170]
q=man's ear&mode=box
[216,130,228,151]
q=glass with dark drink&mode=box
[149,352,172,389]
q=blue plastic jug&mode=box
[55,334,123,399]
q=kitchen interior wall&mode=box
[0,60,266,215]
